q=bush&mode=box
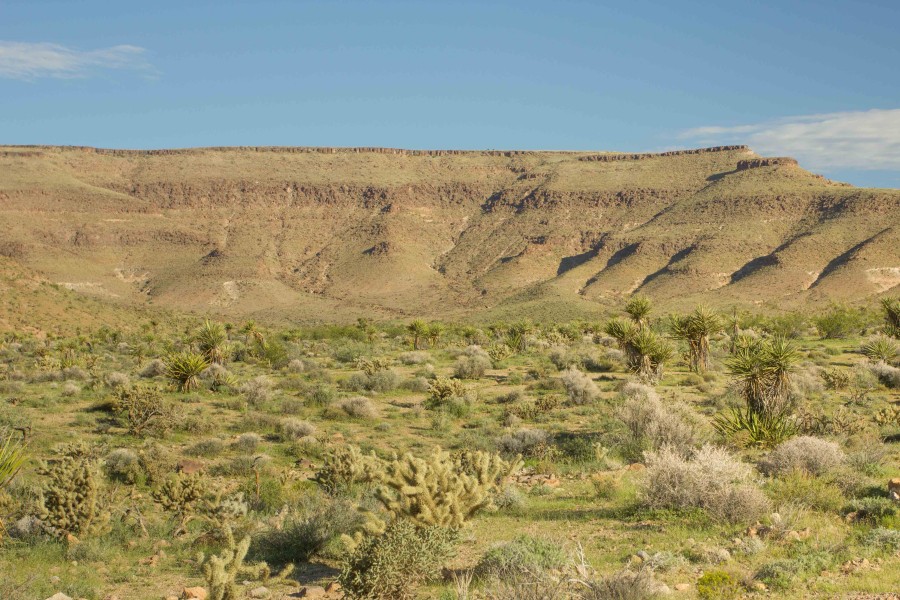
[617,382,698,461]
[111,385,178,437]
[560,367,600,405]
[813,304,865,339]
[280,418,317,441]
[861,335,899,364]
[104,448,141,484]
[641,445,769,523]
[338,520,457,600]
[454,345,492,380]
[864,527,900,553]
[475,535,566,581]
[759,436,845,476]
[61,382,81,397]
[105,371,131,390]
[697,570,740,600]
[234,432,262,453]
[251,494,363,564]
[497,428,549,457]
[398,351,429,365]
[333,396,377,420]
[580,567,665,600]
[766,471,845,512]
[240,376,273,407]
[186,438,226,457]
[139,359,166,378]
[306,383,336,407]
[869,361,900,388]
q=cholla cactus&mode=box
[453,449,522,489]
[355,357,391,377]
[314,444,384,493]
[153,472,204,534]
[37,454,104,538]
[425,376,466,410]
[375,447,512,529]
[199,523,293,600]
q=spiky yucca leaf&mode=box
[0,433,27,489]
[861,335,899,364]
[164,351,209,392]
[624,295,652,327]
[195,320,229,364]
[712,406,797,448]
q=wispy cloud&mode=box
[0,41,154,80]
[679,109,900,171]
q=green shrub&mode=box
[697,570,740,600]
[475,535,566,581]
[767,471,845,512]
[339,520,457,600]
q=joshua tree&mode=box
[727,336,799,418]
[426,322,445,348]
[624,295,653,329]
[506,320,534,352]
[605,318,673,383]
[670,306,723,373]
[407,319,428,350]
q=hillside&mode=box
[0,144,898,324]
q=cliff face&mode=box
[0,145,897,322]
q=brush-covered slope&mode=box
[0,145,897,322]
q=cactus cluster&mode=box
[153,472,204,533]
[37,453,105,538]
[314,444,383,493]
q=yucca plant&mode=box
[624,295,653,328]
[195,320,230,365]
[670,306,723,373]
[506,321,534,352]
[426,322,445,348]
[861,335,899,365]
[712,407,797,448]
[1,432,28,543]
[881,297,900,338]
[628,328,674,383]
[164,351,210,392]
[726,336,799,418]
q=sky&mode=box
[1,0,899,188]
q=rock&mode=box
[45,594,73,600]
[181,587,208,600]
[249,587,270,599]
[627,463,646,471]
[65,533,80,545]
[165,597,178,600]
[49,576,61,584]
[297,586,327,599]
[888,477,900,501]
[674,583,690,591]
[324,582,341,593]
[655,584,671,595]
[177,459,204,475]
[636,550,650,561]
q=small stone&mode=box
[752,582,767,591]
[636,550,650,561]
[45,593,73,600]
[249,587,270,599]
[297,586,327,599]
[324,582,341,593]
[674,583,690,591]
[656,584,671,595]
[50,576,61,584]
[627,463,646,471]
[181,587,208,600]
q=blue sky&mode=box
[1,0,898,187]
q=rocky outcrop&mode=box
[578,145,749,162]
[736,157,799,170]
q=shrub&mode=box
[864,527,900,553]
[869,361,900,388]
[454,345,492,380]
[759,436,845,476]
[696,570,740,600]
[186,438,226,457]
[766,471,845,512]
[641,445,769,523]
[104,448,141,484]
[61,382,81,397]
[580,567,665,600]
[861,335,899,364]
[475,535,567,581]
[234,432,262,453]
[813,304,865,339]
[398,351,429,365]
[111,385,178,437]
[497,428,549,457]
[240,376,273,407]
[560,367,600,405]
[105,371,131,390]
[139,359,166,378]
[333,396,377,420]
[338,520,457,600]
[617,383,698,461]
[306,383,336,407]
[712,406,797,448]
[252,494,363,564]
[280,418,317,441]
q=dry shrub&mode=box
[641,445,769,523]
[617,382,699,460]
[281,418,317,441]
[759,435,845,476]
[334,396,377,420]
[454,345,492,380]
[241,376,273,407]
[560,367,600,405]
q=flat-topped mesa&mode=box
[578,145,750,162]
[1,145,585,158]
[736,157,799,170]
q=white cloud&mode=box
[0,41,153,80]
[679,109,900,171]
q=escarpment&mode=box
[0,144,897,321]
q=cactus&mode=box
[374,447,514,529]
[199,523,293,600]
[153,472,204,534]
[314,444,384,493]
[37,452,106,538]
